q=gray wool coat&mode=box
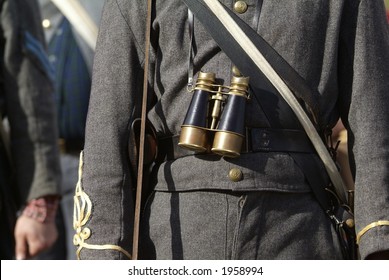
[0,0,60,206]
[78,0,389,260]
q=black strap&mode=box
[181,0,333,213]
[157,128,315,162]
[186,9,195,89]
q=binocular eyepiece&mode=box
[178,71,249,158]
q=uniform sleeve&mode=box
[75,0,145,259]
[1,0,60,204]
[338,0,389,259]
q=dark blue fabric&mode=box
[24,31,55,82]
[48,18,90,142]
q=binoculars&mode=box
[178,71,249,158]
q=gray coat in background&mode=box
[0,0,61,259]
[77,0,389,259]
[0,0,60,208]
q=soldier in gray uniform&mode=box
[0,0,61,260]
[76,0,389,259]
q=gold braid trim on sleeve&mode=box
[356,220,389,245]
[73,151,132,260]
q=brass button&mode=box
[345,218,355,229]
[232,65,242,77]
[42,19,51,29]
[229,168,243,182]
[234,1,248,14]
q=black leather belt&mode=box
[156,128,315,163]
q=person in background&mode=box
[78,0,389,260]
[36,0,104,260]
[386,0,389,21]
[0,0,61,260]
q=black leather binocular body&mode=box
[179,71,249,158]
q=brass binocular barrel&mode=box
[179,71,249,158]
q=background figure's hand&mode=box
[14,215,58,260]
